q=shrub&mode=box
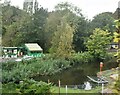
[115,64,120,92]
[115,80,120,91]
[71,52,94,64]
[19,79,52,94]
[2,79,52,94]
[2,55,71,83]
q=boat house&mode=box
[2,47,23,58]
[24,43,43,57]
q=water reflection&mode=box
[34,63,99,85]
[33,62,118,85]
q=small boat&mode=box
[87,76,108,84]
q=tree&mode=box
[49,18,75,58]
[0,2,2,56]
[2,5,30,46]
[45,2,81,57]
[44,11,62,52]
[90,12,115,33]
[45,2,89,53]
[3,0,11,6]
[113,19,120,93]
[54,2,82,16]
[13,7,48,48]
[26,7,48,49]
[113,19,120,48]
[113,8,120,20]
[85,28,112,60]
[73,17,89,52]
[2,3,48,49]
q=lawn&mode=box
[2,83,102,94]
[51,68,119,94]
[51,86,101,94]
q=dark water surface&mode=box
[34,62,118,85]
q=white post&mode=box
[66,85,67,95]
[102,83,104,95]
[59,80,60,95]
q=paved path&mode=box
[102,88,113,93]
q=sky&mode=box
[1,0,120,19]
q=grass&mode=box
[2,83,101,94]
[51,86,101,94]
[51,68,119,94]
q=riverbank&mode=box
[97,67,119,94]
[1,53,118,94]
[2,66,119,94]
[51,67,119,94]
[51,86,101,93]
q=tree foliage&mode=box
[45,2,89,54]
[85,28,112,60]
[54,2,82,16]
[114,19,120,56]
[73,17,89,52]
[113,8,120,20]
[2,5,30,46]
[90,12,115,33]
[113,20,120,51]
[2,4,48,48]
[22,7,48,48]
[46,2,78,58]
[49,18,75,58]
[1,2,116,54]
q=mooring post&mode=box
[48,79,50,83]
[66,85,67,95]
[59,80,60,95]
[102,83,104,95]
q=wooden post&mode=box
[100,62,103,76]
[58,80,60,95]
[48,79,50,83]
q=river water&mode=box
[34,62,118,85]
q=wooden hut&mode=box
[2,47,23,58]
[24,43,43,57]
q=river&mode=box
[34,61,118,85]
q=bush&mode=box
[2,79,52,94]
[19,79,52,94]
[115,64,120,91]
[2,55,71,83]
[2,82,20,93]
[115,80,120,91]
[2,52,101,83]
[71,52,94,64]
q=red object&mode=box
[100,62,104,75]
